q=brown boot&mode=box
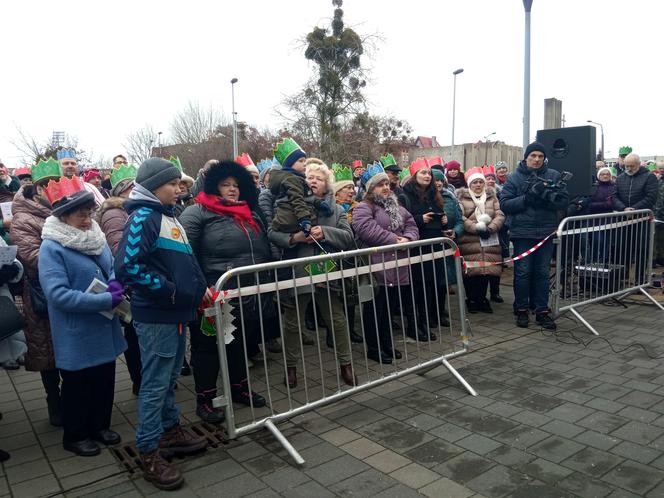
[340,363,358,387]
[285,366,297,388]
[140,449,183,491]
[159,423,207,457]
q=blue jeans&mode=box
[133,321,186,453]
[512,238,554,313]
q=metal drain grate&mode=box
[111,422,229,473]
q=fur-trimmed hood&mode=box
[97,196,126,221]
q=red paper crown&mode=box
[482,165,496,176]
[235,153,255,168]
[425,156,444,168]
[409,157,429,177]
[351,160,364,169]
[43,176,86,206]
[14,167,31,177]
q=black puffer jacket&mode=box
[613,167,659,211]
[179,203,273,287]
[499,160,569,239]
[399,180,446,240]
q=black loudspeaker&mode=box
[536,126,596,200]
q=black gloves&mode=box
[298,219,312,235]
[479,230,492,240]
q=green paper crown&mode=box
[380,154,397,168]
[609,167,618,177]
[111,164,138,188]
[331,164,353,183]
[169,156,182,171]
[399,168,410,181]
[32,158,63,184]
[618,146,632,156]
[646,161,657,172]
[273,138,304,166]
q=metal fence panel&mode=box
[207,237,474,463]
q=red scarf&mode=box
[195,192,261,234]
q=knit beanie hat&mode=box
[445,160,461,172]
[524,141,547,160]
[136,157,182,192]
[432,169,445,181]
[365,172,389,194]
[83,169,101,183]
[283,149,306,170]
[597,167,612,180]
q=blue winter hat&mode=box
[282,149,306,170]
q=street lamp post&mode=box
[483,132,496,165]
[523,0,533,148]
[231,78,238,158]
[587,120,604,160]
[451,68,464,149]
[158,131,163,156]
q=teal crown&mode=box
[273,138,303,166]
[361,162,385,186]
[379,154,397,168]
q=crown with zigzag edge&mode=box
[379,154,397,168]
[256,158,275,172]
[609,167,618,177]
[273,138,304,166]
[168,156,182,171]
[235,153,255,168]
[32,158,63,184]
[110,164,138,188]
[361,162,386,186]
[618,146,632,156]
[331,164,353,183]
[425,156,444,168]
[14,166,31,177]
[409,157,429,176]
[351,160,364,169]
[43,175,86,206]
[55,148,77,161]
[399,168,410,181]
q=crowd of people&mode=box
[0,140,663,490]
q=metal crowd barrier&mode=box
[208,237,474,464]
[552,209,664,335]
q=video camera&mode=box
[526,170,572,205]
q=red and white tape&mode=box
[462,232,556,270]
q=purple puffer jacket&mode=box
[352,201,419,286]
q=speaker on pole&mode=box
[536,125,596,199]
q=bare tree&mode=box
[10,126,86,164]
[124,124,157,163]
[169,101,229,145]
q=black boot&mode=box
[195,389,225,424]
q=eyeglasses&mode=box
[114,160,128,165]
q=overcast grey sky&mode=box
[1,0,661,166]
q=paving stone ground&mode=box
[2,276,664,497]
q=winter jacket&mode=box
[98,197,128,256]
[336,199,359,224]
[613,167,659,211]
[588,181,616,214]
[179,203,273,287]
[38,240,126,371]
[456,187,505,277]
[9,186,54,371]
[655,180,664,221]
[441,189,464,285]
[351,201,419,286]
[400,181,447,240]
[114,185,207,324]
[499,161,569,240]
[269,169,316,233]
[269,190,354,293]
[0,175,20,203]
[0,237,26,365]
[258,189,276,226]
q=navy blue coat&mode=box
[499,161,569,239]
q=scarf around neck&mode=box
[374,192,404,231]
[469,188,488,219]
[195,192,261,234]
[41,216,107,255]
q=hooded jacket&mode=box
[613,167,659,211]
[9,186,55,371]
[114,184,207,324]
[499,160,569,239]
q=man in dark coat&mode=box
[500,142,569,330]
